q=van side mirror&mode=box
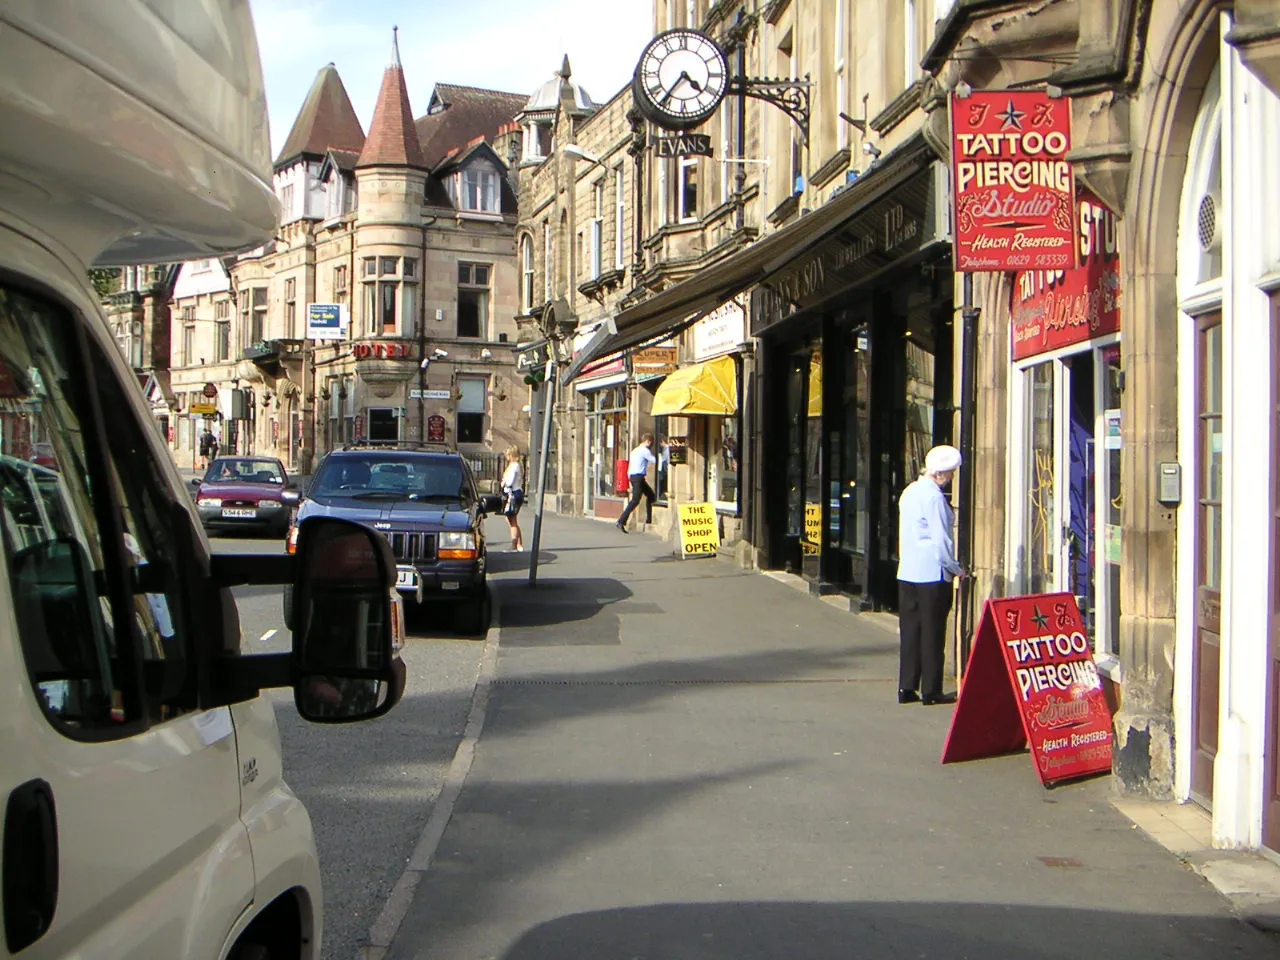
[290,517,406,722]
[480,493,503,515]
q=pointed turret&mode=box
[357,27,426,169]
[274,63,365,170]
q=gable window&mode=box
[181,306,195,365]
[457,262,490,339]
[333,264,348,304]
[284,277,297,337]
[543,220,552,300]
[215,300,231,362]
[679,157,699,222]
[281,183,295,219]
[615,166,626,270]
[249,287,267,347]
[460,163,500,213]
[326,173,346,219]
[591,180,604,279]
[456,376,487,443]
[521,236,535,312]
[361,257,417,337]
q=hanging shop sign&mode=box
[351,342,413,360]
[951,91,1077,273]
[652,133,713,158]
[941,592,1113,786]
[665,436,688,464]
[1010,188,1121,361]
[693,299,746,361]
[757,167,941,324]
[189,401,217,416]
[677,502,721,558]
[632,346,679,377]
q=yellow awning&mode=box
[650,355,738,417]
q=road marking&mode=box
[260,629,277,643]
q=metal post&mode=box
[956,270,981,672]
[528,359,557,586]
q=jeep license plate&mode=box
[395,566,419,591]
[221,508,256,519]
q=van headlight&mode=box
[438,531,477,560]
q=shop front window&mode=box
[716,416,738,508]
[841,327,871,557]
[587,386,628,499]
[1027,361,1056,593]
[654,414,670,504]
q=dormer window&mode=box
[523,120,553,161]
[457,161,501,213]
[326,171,345,219]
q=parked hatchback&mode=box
[192,456,299,536]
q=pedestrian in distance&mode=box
[896,443,967,706]
[199,429,214,469]
[501,445,525,552]
[616,433,657,533]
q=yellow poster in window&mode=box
[677,502,720,559]
[802,502,821,555]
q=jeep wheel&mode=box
[453,590,490,637]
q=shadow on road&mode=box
[498,901,1280,959]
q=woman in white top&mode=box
[501,445,525,551]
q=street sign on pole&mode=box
[528,357,557,587]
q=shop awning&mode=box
[650,355,738,417]
[567,130,940,377]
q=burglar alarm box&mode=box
[1157,462,1181,506]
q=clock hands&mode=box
[658,70,704,106]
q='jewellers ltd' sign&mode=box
[753,167,941,336]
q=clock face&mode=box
[632,29,730,130]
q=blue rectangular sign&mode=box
[307,303,346,341]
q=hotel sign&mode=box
[951,90,1077,273]
[755,167,940,331]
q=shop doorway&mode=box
[1191,313,1223,807]
[782,343,823,579]
[1267,295,1280,851]
[1012,340,1122,656]
[368,407,398,443]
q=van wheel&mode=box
[230,943,271,960]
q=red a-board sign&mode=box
[941,593,1113,786]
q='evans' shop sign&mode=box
[753,167,941,335]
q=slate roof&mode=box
[357,30,426,169]
[414,83,526,169]
[274,64,366,170]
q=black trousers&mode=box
[897,580,953,698]
[618,474,654,526]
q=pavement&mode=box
[340,512,1280,960]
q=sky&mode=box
[249,0,655,159]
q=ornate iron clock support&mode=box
[728,75,812,147]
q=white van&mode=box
[0,3,406,958]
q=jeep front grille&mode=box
[388,531,437,563]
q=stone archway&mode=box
[1110,0,1224,800]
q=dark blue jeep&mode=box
[284,446,501,635]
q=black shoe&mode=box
[922,692,957,706]
[615,520,628,533]
[898,689,920,704]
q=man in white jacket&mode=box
[896,444,966,706]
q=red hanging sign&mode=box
[426,414,446,443]
[941,593,1113,786]
[951,90,1077,273]
[1011,188,1122,360]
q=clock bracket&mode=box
[728,74,812,147]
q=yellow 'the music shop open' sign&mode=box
[677,502,720,559]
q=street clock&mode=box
[632,28,730,130]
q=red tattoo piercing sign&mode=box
[951,91,1078,273]
[941,593,1113,786]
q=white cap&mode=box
[924,444,962,475]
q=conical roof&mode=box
[357,27,426,170]
[274,63,365,169]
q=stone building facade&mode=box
[516,0,1280,854]
[165,31,527,486]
